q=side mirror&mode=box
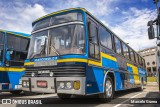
[147,21,155,39]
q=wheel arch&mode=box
[103,70,116,92]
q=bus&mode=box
[147,0,160,91]
[22,8,147,102]
[0,30,30,94]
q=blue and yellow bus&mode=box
[22,8,147,102]
[0,30,30,94]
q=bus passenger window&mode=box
[7,34,29,67]
[95,45,100,59]
[122,43,130,59]
[0,50,3,61]
[129,49,135,62]
[88,20,100,60]
[114,37,122,54]
[89,43,95,58]
[88,22,98,44]
[0,32,4,62]
[99,26,112,49]
[140,57,143,66]
[135,53,139,64]
[142,59,146,68]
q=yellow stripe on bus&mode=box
[101,52,117,62]
[88,52,117,67]
[127,63,140,84]
[7,32,30,38]
[24,62,34,66]
[24,52,117,67]
[0,67,25,72]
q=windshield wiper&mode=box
[50,44,61,57]
[30,47,44,60]
[30,37,47,60]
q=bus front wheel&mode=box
[99,76,114,102]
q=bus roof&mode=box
[0,29,30,38]
[32,8,144,59]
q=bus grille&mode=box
[24,65,85,77]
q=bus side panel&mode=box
[127,66,135,85]
[0,72,10,90]
[102,57,118,69]
[138,68,147,85]
[127,64,141,85]
[7,71,25,90]
[115,72,123,90]
[86,66,104,94]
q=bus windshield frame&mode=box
[28,11,86,59]
[28,23,86,59]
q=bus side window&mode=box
[122,42,130,59]
[0,32,4,62]
[99,26,112,50]
[7,34,29,66]
[114,36,122,55]
[88,20,100,60]
[138,56,141,65]
[129,48,135,62]
[134,52,139,64]
[143,59,146,68]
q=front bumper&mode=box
[22,77,86,95]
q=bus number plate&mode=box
[37,81,47,88]
[34,60,57,67]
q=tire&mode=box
[99,76,114,102]
[137,80,144,91]
[57,94,72,100]
[10,90,22,95]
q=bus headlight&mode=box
[60,82,65,88]
[23,81,27,86]
[31,72,35,77]
[22,80,29,87]
[66,82,72,89]
[50,72,54,77]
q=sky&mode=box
[0,0,158,51]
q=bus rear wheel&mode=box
[99,76,114,102]
[57,94,72,100]
[137,79,144,91]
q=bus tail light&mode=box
[74,81,80,90]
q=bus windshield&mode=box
[27,24,85,59]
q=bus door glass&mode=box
[0,32,4,66]
[87,19,100,60]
